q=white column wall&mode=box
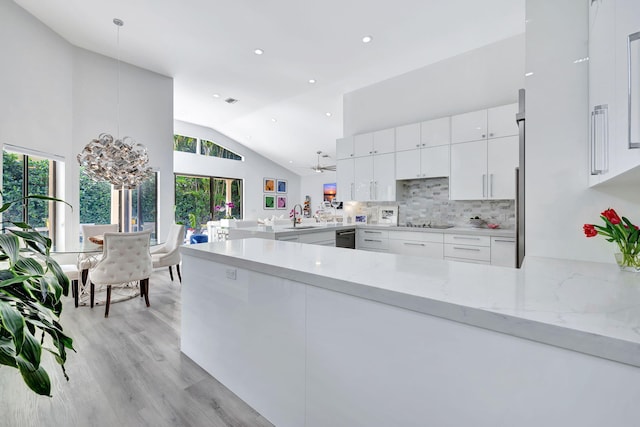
[524,0,640,263]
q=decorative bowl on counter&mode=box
[487,223,500,229]
[469,218,486,228]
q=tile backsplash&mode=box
[343,177,515,229]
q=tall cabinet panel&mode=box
[336,158,355,201]
[354,156,374,201]
[450,141,487,200]
[487,136,519,200]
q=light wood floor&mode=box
[0,271,274,427]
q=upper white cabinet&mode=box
[336,136,355,160]
[450,136,518,200]
[354,153,395,201]
[354,129,395,157]
[336,158,355,201]
[451,110,488,144]
[588,0,640,186]
[451,104,518,144]
[395,123,421,152]
[421,117,451,147]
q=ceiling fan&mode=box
[311,151,336,173]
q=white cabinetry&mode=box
[298,230,335,246]
[388,230,443,259]
[450,135,518,200]
[395,118,450,180]
[451,110,488,144]
[336,158,355,201]
[336,136,354,160]
[490,237,516,268]
[356,229,389,252]
[354,153,395,201]
[354,129,395,157]
[588,0,640,186]
[444,234,491,264]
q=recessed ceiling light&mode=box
[289,160,293,164]
[212,93,220,98]
[362,35,373,43]
[308,79,316,84]
[271,118,277,123]
[254,48,264,55]
[325,112,332,117]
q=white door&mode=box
[395,149,421,179]
[421,145,450,178]
[487,103,518,139]
[451,109,487,144]
[373,153,395,201]
[373,128,395,154]
[354,156,373,200]
[336,158,355,201]
[395,123,421,152]
[450,140,487,200]
[353,133,374,157]
[336,136,354,160]
[487,136,518,200]
[421,117,451,147]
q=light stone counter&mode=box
[182,238,640,368]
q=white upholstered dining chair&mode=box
[78,223,119,284]
[88,230,153,317]
[151,223,185,282]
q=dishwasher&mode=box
[335,228,356,249]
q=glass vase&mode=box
[614,252,640,272]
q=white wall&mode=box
[0,1,175,244]
[300,172,337,212]
[525,0,640,263]
[174,120,301,220]
[343,35,525,136]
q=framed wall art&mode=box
[264,178,275,193]
[264,195,275,209]
[277,195,287,210]
[276,179,287,193]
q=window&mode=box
[131,172,158,239]
[79,167,112,225]
[175,174,243,228]
[174,134,242,161]
[2,149,58,241]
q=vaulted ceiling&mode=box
[14,0,525,175]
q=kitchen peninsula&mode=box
[180,239,640,427]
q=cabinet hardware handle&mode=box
[482,174,486,197]
[490,174,494,198]
[482,134,486,138]
[453,246,481,251]
[453,236,480,240]
[364,231,382,234]
[422,143,426,147]
[403,242,425,246]
[416,144,420,147]
[338,231,355,235]
[374,150,378,154]
[350,154,353,157]
[489,133,494,137]
[590,109,598,175]
[493,239,514,243]
[364,239,382,243]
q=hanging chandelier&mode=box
[77,18,151,190]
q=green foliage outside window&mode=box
[173,134,197,153]
[175,175,242,228]
[201,139,242,160]
[2,151,51,228]
[79,170,111,225]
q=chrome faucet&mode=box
[292,204,303,227]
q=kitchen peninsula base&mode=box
[181,239,640,427]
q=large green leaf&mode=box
[0,234,20,265]
[17,358,51,396]
[15,257,45,275]
[0,300,25,354]
[0,336,17,367]
[45,259,69,296]
[19,329,41,368]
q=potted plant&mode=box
[0,194,74,396]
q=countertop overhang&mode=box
[181,239,640,368]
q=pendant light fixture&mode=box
[77,18,151,190]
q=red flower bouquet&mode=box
[583,208,640,270]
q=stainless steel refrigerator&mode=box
[515,89,525,268]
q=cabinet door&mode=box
[336,158,355,201]
[487,136,518,200]
[450,140,487,200]
[353,133,374,157]
[421,145,450,178]
[373,153,395,201]
[487,104,518,138]
[395,123,421,152]
[354,156,373,201]
[490,237,516,268]
[336,136,354,160]
[421,117,451,147]
[389,240,443,259]
[451,109,487,144]
[373,128,395,154]
[395,149,421,180]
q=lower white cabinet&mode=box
[356,229,389,252]
[490,237,516,267]
[388,230,443,259]
[298,231,336,246]
[444,234,491,264]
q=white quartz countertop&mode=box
[182,238,640,368]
